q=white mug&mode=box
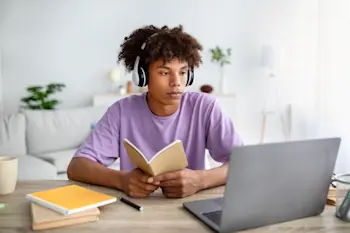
[0,156,18,195]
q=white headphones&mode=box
[131,32,195,87]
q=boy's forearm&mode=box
[198,162,229,190]
[67,157,126,190]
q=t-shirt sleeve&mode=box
[205,99,243,163]
[73,104,120,167]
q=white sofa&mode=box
[0,106,120,180]
[0,105,221,180]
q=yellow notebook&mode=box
[123,138,188,176]
[26,185,117,216]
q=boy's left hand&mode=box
[152,169,204,198]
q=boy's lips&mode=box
[167,92,183,99]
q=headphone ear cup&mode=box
[187,70,194,86]
[138,67,147,87]
[132,69,140,86]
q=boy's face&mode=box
[147,57,189,105]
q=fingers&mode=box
[164,193,183,198]
[153,170,184,183]
[131,169,159,192]
[131,176,158,192]
[162,187,188,198]
[159,179,184,187]
[127,185,150,198]
[126,180,157,198]
[134,169,160,185]
[162,186,185,193]
[134,179,158,192]
[134,169,150,183]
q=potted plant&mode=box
[20,83,66,110]
[209,46,232,94]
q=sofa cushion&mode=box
[35,149,76,173]
[0,114,26,156]
[36,149,121,173]
[21,106,108,154]
[18,155,57,180]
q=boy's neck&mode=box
[146,93,179,117]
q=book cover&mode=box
[30,202,100,231]
[26,185,117,216]
[123,139,188,176]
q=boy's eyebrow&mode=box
[157,65,189,69]
[157,65,170,69]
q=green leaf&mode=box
[42,100,59,110]
[27,86,43,93]
[210,46,232,67]
[21,83,66,110]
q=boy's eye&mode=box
[160,72,168,75]
[180,71,187,75]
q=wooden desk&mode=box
[0,181,349,233]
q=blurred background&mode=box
[0,0,349,179]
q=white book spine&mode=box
[26,194,117,216]
[26,194,69,216]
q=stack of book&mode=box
[327,186,336,206]
[26,185,117,231]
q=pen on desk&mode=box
[120,197,143,211]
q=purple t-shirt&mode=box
[74,91,243,171]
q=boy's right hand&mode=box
[121,168,159,198]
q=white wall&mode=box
[0,0,8,116]
[0,45,2,116]
[0,0,245,114]
[232,0,320,143]
[0,0,320,145]
[317,0,350,173]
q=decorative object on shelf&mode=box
[260,45,277,112]
[260,45,275,78]
[20,83,66,110]
[209,46,231,94]
[127,81,133,94]
[118,85,126,95]
[139,86,148,93]
[108,68,121,93]
[200,84,213,93]
[259,45,290,143]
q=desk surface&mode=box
[0,181,349,233]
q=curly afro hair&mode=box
[117,25,203,72]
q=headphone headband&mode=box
[140,32,159,50]
[132,32,194,87]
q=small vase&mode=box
[127,81,133,94]
[219,66,225,94]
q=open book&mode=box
[123,139,188,176]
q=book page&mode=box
[32,215,99,231]
[31,202,99,224]
[149,140,188,176]
[123,139,153,175]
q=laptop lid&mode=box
[219,137,341,233]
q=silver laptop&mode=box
[183,137,341,233]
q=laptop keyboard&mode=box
[202,210,222,225]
